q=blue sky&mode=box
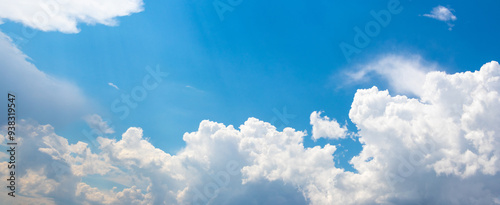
[2,0,500,171]
[1,0,500,204]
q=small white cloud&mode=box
[108,82,119,90]
[185,85,205,93]
[346,54,436,97]
[83,114,115,135]
[423,5,457,30]
[310,111,347,140]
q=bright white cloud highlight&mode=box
[310,111,347,140]
[0,31,91,125]
[1,60,500,204]
[0,0,144,33]
[423,5,457,30]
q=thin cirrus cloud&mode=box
[0,0,144,33]
[1,58,500,204]
[423,5,457,30]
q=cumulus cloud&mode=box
[2,61,500,204]
[346,54,437,97]
[0,120,149,204]
[423,5,457,30]
[347,61,500,203]
[0,31,92,126]
[83,114,115,135]
[76,183,152,205]
[310,111,348,140]
[0,0,144,33]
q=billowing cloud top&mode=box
[310,111,347,140]
[347,55,436,96]
[0,0,144,33]
[1,61,500,204]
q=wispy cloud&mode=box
[0,32,91,125]
[108,82,119,90]
[185,85,205,93]
[423,5,457,30]
[345,54,437,97]
[83,114,115,134]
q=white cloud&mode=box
[2,60,500,204]
[310,111,347,140]
[346,54,437,97]
[0,31,92,126]
[76,183,152,205]
[347,61,500,202]
[83,114,115,135]
[0,120,148,204]
[423,5,457,22]
[109,82,120,90]
[0,0,144,33]
[423,5,457,30]
[19,168,59,197]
